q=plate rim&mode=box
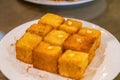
[24,0,94,6]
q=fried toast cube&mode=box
[78,27,101,39]
[78,27,101,47]
[38,13,64,29]
[63,34,95,53]
[44,30,69,46]
[26,23,52,36]
[59,19,82,34]
[33,41,62,73]
[58,50,89,79]
[16,32,42,64]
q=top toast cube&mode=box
[59,19,82,34]
[26,23,52,36]
[38,13,64,29]
[78,27,101,39]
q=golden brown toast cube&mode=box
[16,32,42,64]
[59,19,82,34]
[78,27,101,48]
[63,34,95,53]
[26,23,52,36]
[38,13,64,29]
[58,50,89,79]
[78,27,101,39]
[44,30,69,46]
[33,41,62,73]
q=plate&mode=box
[24,0,94,6]
[0,19,120,80]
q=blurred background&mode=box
[0,0,120,80]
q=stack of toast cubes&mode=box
[16,13,101,79]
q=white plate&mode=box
[0,19,120,80]
[25,0,94,6]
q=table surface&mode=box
[0,0,120,80]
